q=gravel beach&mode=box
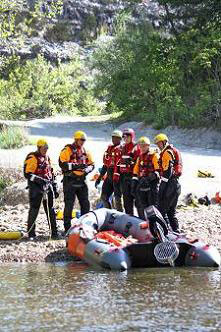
[0,116,221,263]
[0,189,221,263]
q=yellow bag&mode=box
[0,231,22,240]
[197,170,215,178]
[56,210,80,220]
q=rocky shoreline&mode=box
[0,116,221,265]
[1,191,221,264]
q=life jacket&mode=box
[117,142,140,173]
[24,152,52,179]
[160,144,183,177]
[103,144,122,168]
[59,143,89,172]
[138,152,155,177]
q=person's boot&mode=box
[169,217,180,233]
[137,207,145,220]
[101,193,111,209]
[27,207,39,238]
[49,208,58,239]
[114,196,123,212]
[63,216,71,233]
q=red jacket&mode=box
[115,142,140,175]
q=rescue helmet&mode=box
[154,133,168,144]
[112,129,123,139]
[37,138,48,148]
[138,136,150,145]
[122,128,135,140]
[73,130,87,140]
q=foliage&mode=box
[0,126,29,149]
[0,0,63,39]
[0,175,11,192]
[127,0,221,35]
[92,13,221,128]
[0,55,103,120]
[156,0,221,32]
[44,21,73,42]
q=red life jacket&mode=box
[117,142,140,173]
[160,144,183,177]
[24,152,53,179]
[138,152,155,177]
[67,143,89,165]
[103,144,122,168]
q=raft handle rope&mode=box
[42,182,53,241]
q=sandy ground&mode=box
[0,115,221,263]
[1,115,221,198]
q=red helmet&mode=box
[122,128,135,141]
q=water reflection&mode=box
[0,264,221,331]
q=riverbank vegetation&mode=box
[0,126,29,149]
[0,0,221,129]
[92,0,221,128]
[0,55,103,120]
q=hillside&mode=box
[0,0,221,128]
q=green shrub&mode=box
[0,126,29,149]
[92,15,221,128]
[0,176,12,193]
[0,55,103,120]
[44,22,73,42]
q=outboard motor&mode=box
[144,205,169,239]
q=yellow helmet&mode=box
[73,131,87,140]
[112,130,123,138]
[154,133,168,144]
[37,138,48,147]
[138,136,150,145]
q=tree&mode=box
[0,0,63,39]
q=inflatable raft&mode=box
[66,206,221,271]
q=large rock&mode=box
[2,181,29,206]
[0,0,160,61]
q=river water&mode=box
[0,263,221,332]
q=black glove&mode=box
[139,177,150,189]
[124,156,133,166]
[72,164,87,170]
[130,178,138,197]
[95,176,102,189]
[31,175,48,186]
[147,172,159,182]
[159,181,168,200]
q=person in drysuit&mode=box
[113,128,140,215]
[95,130,123,211]
[59,131,94,233]
[154,133,183,232]
[131,136,160,219]
[24,139,59,240]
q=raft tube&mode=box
[66,207,221,270]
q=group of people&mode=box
[96,128,182,233]
[23,128,182,240]
[24,131,94,239]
